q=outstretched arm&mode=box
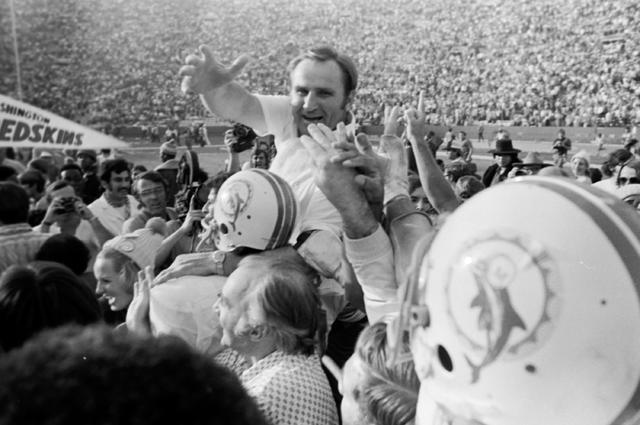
[179,46,265,131]
[405,92,460,214]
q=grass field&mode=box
[119,145,252,178]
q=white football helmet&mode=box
[401,177,640,425]
[212,169,298,251]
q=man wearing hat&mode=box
[482,138,522,187]
[77,149,101,204]
[154,142,179,207]
[509,151,551,177]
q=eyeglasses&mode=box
[617,177,640,186]
[139,187,165,197]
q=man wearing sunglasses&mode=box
[616,160,640,187]
[123,171,179,233]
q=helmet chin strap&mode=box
[195,221,217,252]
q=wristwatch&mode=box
[211,250,226,276]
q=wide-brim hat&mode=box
[489,139,520,156]
[513,151,551,169]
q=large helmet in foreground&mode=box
[212,168,297,251]
[406,177,640,425]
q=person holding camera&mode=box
[223,124,259,173]
[35,181,110,272]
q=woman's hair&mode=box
[237,250,325,355]
[354,322,420,425]
[0,262,102,351]
[96,246,140,282]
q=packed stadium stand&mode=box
[1,0,638,128]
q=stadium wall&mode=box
[116,124,628,145]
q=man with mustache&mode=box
[88,158,140,238]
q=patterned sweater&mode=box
[241,351,339,425]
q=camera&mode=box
[54,197,77,215]
[229,123,257,153]
[175,182,206,219]
[174,150,206,232]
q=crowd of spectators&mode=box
[2,33,640,424]
[1,0,639,127]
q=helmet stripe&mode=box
[520,177,640,425]
[268,170,297,248]
[249,169,297,250]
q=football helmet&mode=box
[402,177,640,425]
[212,168,298,251]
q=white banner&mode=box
[0,95,129,149]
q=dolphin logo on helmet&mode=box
[211,169,298,252]
[401,177,640,425]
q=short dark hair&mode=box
[27,158,50,176]
[0,325,269,425]
[288,46,358,97]
[99,158,130,183]
[0,165,17,182]
[0,262,102,351]
[59,163,83,176]
[136,170,167,190]
[36,234,91,276]
[0,182,29,224]
[204,170,234,195]
[19,169,46,192]
[132,164,148,174]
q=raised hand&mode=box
[330,133,386,212]
[126,266,153,336]
[404,91,427,147]
[383,104,403,137]
[300,123,378,238]
[179,45,249,95]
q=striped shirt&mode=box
[0,223,51,273]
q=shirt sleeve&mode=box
[344,224,399,323]
[255,94,293,140]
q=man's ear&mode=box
[248,324,269,341]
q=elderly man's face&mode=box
[290,58,350,137]
[215,265,257,353]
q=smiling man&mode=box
[180,45,357,236]
[88,158,140,238]
[180,47,368,384]
[123,171,179,233]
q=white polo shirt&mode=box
[256,94,355,238]
[88,194,140,236]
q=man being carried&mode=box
[179,45,356,237]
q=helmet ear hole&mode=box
[437,345,454,372]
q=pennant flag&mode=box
[0,95,129,149]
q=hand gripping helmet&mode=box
[212,168,297,252]
[401,176,640,425]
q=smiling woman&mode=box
[94,218,165,316]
